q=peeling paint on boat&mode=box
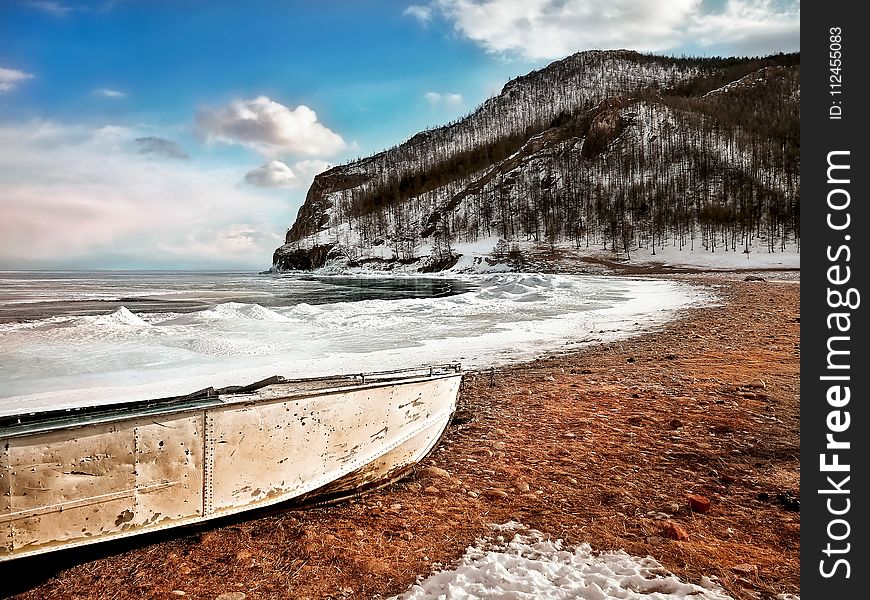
[0,366,461,560]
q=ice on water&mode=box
[0,273,709,416]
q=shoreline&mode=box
[3,272,800,600]
[0,273,705,417]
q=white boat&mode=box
[0,365,462,561]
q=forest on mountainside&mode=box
[275,51,799,270]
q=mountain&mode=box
[272,50,799,272]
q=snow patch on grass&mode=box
[392,525,738,600]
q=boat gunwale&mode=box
[0,365,462,439]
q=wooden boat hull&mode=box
[0,368,461,561]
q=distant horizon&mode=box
[0,268,271,273]
[1,1,800,270]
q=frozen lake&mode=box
[0,271,711,416]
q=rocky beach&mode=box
[3,272,800,600]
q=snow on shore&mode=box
[391,523,739,600]
[0,273,711,416]
[619,242,799,271]
[309,234,799,276]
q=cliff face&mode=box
[272,50,799,271]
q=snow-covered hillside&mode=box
[273,51,799,273]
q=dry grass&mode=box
[3,276,800,600]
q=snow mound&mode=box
[479,274,554,299]
[89,307,150,328]
[289,302,324,316]
[198,302,292,322]
[392,527,735,600]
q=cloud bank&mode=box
[428,0,798,60]
[196,96,347,158]
[0,122,289,270]
[692,0,800,56]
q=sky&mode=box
[0,0,800,270]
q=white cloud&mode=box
[0,67,34,93]
[244,159,332,189]
[196,96,347,158]
[0,121,289,269]
[435,0,699,59]
[25,1,73,16]
[404,4,433,25]
[292,159,332,179]
[95,87,126,98]
[692,0,800,55]
[434,0,798,60]
[245,160,297,188]
[424,91,464,107]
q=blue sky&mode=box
[0,0,800,269]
